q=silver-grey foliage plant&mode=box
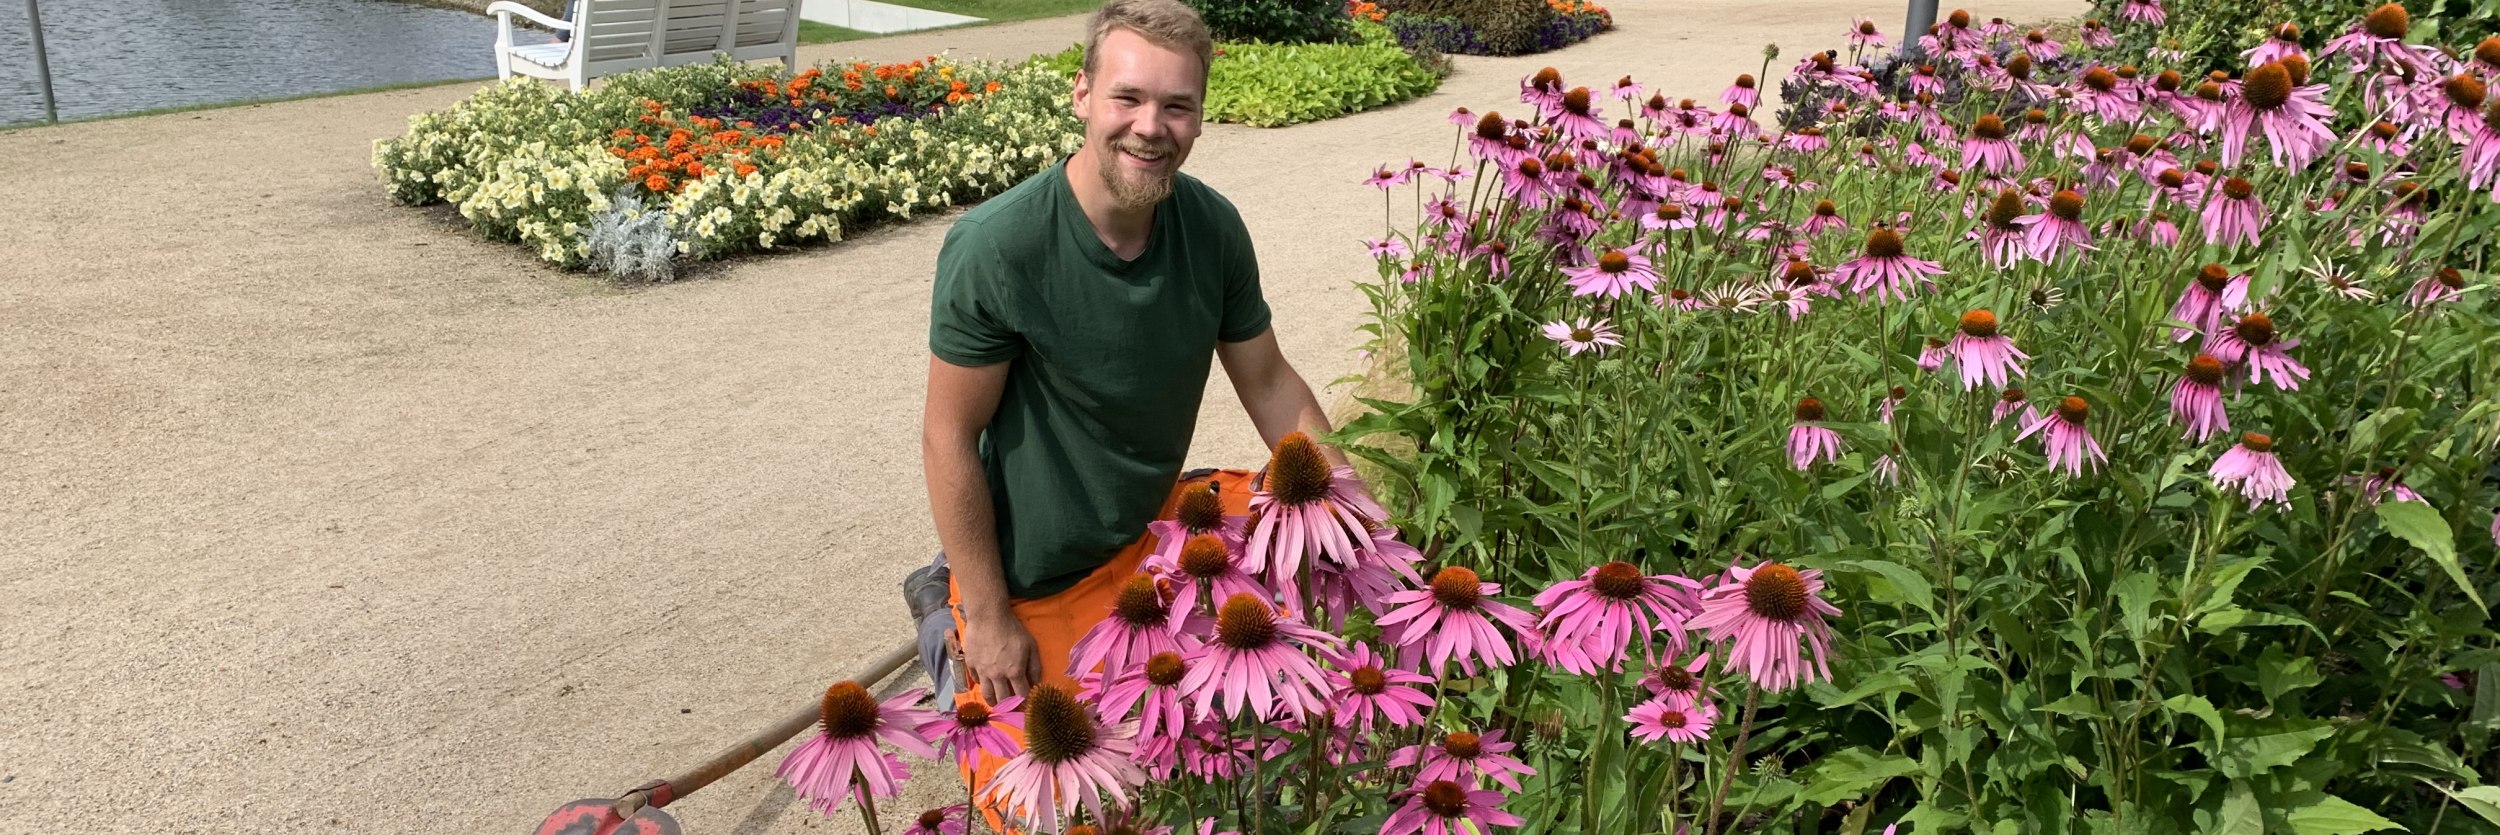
[584,191,678,282]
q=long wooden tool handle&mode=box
[614,641,921,818]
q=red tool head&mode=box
[535,798,680,835]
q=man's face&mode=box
[1073,28,1206,212]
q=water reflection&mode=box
[0,0,554,125]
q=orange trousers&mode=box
[948,468,1256,831]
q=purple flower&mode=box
[2016,396,2109,477]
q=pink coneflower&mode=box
[1179,594,1340,722]
[2305,260,2380,301]
[2172,354,2232,442]
[1961,114,2025,174]
[2211,432,2294,508]
[2407,267,2470,307]
[1519,67,1565,114]
[1069,574,1197,678]
[1172,720,1252,780]
[1641,650,1716,704]
[1642,203,1695,234]
[2071,66,2141,121]
[1993,387,2033,427]
[1781,127,1831,153]
[1874,449,1906,486]
[1713,73,1757,109]
[1947,310,2029,391]
[1378,566,1539,675]
[1834,226,1946,301]
[919,698,1023,772]
[2118,0,2164,27]
[2222,61,2335,169]
[2323,4,2436,74]
[1917,336,1947,371]
[1150,533,1264,623]
[1974,188,2029,267]
[1470,240,1514,280]
[903,805,969,835]
[2170,264,2250,341]
[1565,248,1660,298]
[1542,317,1622,356]
[2022,30,2063,61]
[1800,199,1850,237]
[1245,432,1385,584]
[1086,650,1192,750]
[777,682,941,812]
[1626,697,1719,744]
[2200,177,2269,248]
[1788,397,1845,471]
[1383,781,1524,835]
[2080,19,2117,48]
[1324,642,1434,731]
[1844,17,1886,48]
[984,683,1144,834]
[1879,386,1905,423]
[1687,562,1839,693]
[2245,22,2302,64]
[2345,467,2428,504]
[2206,312,2310,390]
[1533,561,1701,673]
[2017,396,2109,477]
[1544,87,1610,142]
[1387,729,1536,791]
[2015,190,2096,264]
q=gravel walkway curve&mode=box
[0,1,2076,831]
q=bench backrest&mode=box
[565,0,797,77]
[577,0,664,72]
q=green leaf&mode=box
[2115,572,2160,642]
[2283,794,2400,835]
[2039,692,2107,718]
[1843,559,1938,615]
[2476,663,2500,725]
[2201,780,2263,835]
[2439,785,2500,825]
[2376,500,2485,611]
[2162,694,2227,744]
[2213,725,2335,778]
[1797,748,1920,805]
[2253,646,2323,702]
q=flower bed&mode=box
[1031,19,1447,129]
[1363,0,1611,57]
[373,56,1081,273]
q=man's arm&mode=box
[921,354,1039,701]
[1215,327,1348,467]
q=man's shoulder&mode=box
[1169,171,1249,240]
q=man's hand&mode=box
[960,610,1041,702]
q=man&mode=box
[917,0,1350,714]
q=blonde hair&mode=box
[1083,0,1216,81]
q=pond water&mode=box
[0,0,555,126]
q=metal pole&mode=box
[25,0,57,122]
[1902,0,1938,55]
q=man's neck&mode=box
[1066,147,1156,260]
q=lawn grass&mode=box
[870,0,1101,24]
[799,20,880,44]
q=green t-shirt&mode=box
[929,157,1273,599]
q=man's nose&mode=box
[1128,108,1166,140]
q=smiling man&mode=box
[918,0,1347,742]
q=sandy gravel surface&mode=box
[0,1,2077,832]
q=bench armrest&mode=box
[487,1,574,31]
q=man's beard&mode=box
[1099,139,1177,211]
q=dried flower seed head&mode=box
[2449,74,2490,111]
[1021,683,1097,764]
[2083,67,2118,92]
[1959,309,2000,338]
[1590,561,1649,600]
[1441,731,1483,758]
[2242,432,2274,452]
[1987,189,2026,228]
[2197,263,2232,292]
[1794,397,1827,422]
[1144,651,1189,687]
[2439,266,2466,288]
[2055,396,2089,424]
[1744,563,1810,621]
[2186,354,2225,386]
[1421,781,1472,817]
[2234,312,2277,346]
[2154,69,2183,92]
[1947,9,1972,28]
[1430,566,1484,610]
[2006,53,2034,80]
[2049,190,2085,220]
[2364,3,2409,39]
[2000,387,2026,404]
[1562,87,1594,115]
[1267,432,1333,505]
[2195,81,2226,102]
[1863,226,1905,258]
[820,681,880,739]
[1113,574,1168,626]
[1215,593,1277,649]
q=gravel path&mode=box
[0,1,2076,831]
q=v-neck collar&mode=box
[1057,157,1171,275]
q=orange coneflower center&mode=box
[954,701,995,732]
[2158,168,2188,189]
[1113,575,1169,626]
[1959,309,2000,338]
[1598,250,1633,274]
[2242,432,2275,453]
[1889,386,1907,400]
[2235,313,2277,346]
[1657,204,1685,221]
[1349,665,1388,695]
[1656,664,1696,693]
[1268,432,1333,505]
[821,681,881,739]
[2365,3,2409,39]
[1811,52,1836,72]
[1794,397,1827,422]
[1145,650,1189,687]
[1216,593,1277,649]
[1531,67,1562,90]
[2056,396,2089,424]
[2083,67,2118,92]
[1569,325,1597,342]
[2221,177,2256,201]
[1430,566,1484,610]
[1066,825,1099,835]
[2484,100,2500,132]
[1656,708,1692,729]
[2439,267,2466,288]
[1939,170,1963,188]
[1948,9,1971,27]
[1421,781,1473,818]
[2197,263,2232,292]
[1859,20,1878,35]
[2448,74,2490,112]
[1590,561,1648,600]
[1442,731,1483,758]
[1562,87,1594,116]
[1728,103,1752,119]
[2187,354,2226,386]
[1987,189,2026,228]
[1783,259,1818,285]
[2241,62,2294,112]
[2196,81,2226,102]
[1744,563,1810,621]
[2271,22,2300,41]
[2001,387,2027,404]
[2126,134,2157,155]
[2345,161,2371,180]
[1179,535,1231,579]
[2024,108,2049,126]
[2049,190,2085,221]
[2155,69,2182,92]
[2007,54,2034,80]
[1475,112,1507,140]
[1176,483,1225,533]
[1515,157,1543,178]
[1812,199,1839,218]
[919,809,951,830]
[1863,227,1905,259]
[1971,113,2007,139]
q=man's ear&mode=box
[1071,69,1090,112]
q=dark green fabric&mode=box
[929,157,1271,599]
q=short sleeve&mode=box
[1216,212,1272,343]
[929,220,1024,366]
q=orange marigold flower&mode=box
[687,161,707,177]
[735,163,758,177]
[645,174,670,191]
[984,81,1002,93]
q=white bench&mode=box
[491,0,803,91]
